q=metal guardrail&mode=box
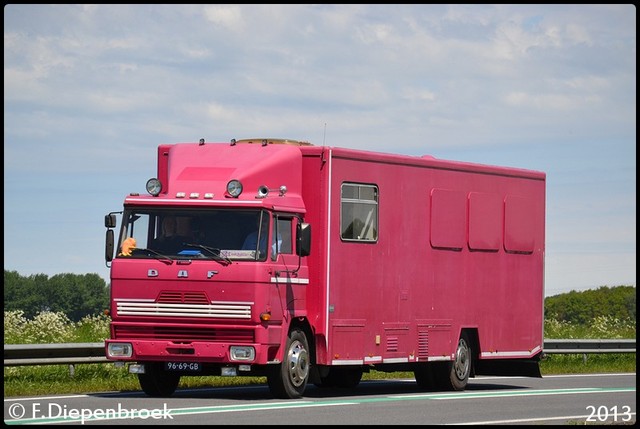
[542,338,636,354]
[4,342,108,366]
[3,339,636,367]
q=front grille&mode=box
[113,325,254,343]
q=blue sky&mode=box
[4,4,636,297]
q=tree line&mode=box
[4,270,109,322]
[544,285,636,324]
[3,270,636,325]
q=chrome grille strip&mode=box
[116,301,252,319]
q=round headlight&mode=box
[146,178,162,196]
[227,179,243,198]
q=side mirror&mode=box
[105,213,117,228]
[296,223,311,257]
[105,229,114,262]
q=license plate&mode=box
[165,362,202,372]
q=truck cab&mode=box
[104,140,313,399]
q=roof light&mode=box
[146,178,162,196]
[227,179,243,198]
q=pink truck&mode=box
[104,138,546,399]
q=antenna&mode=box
[320,123,327,165]
[322,123,327,147]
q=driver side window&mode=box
[272,216,293,259]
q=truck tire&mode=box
[435,333,472,391]
[267,328,310,399]
[138,362,181,397]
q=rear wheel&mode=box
[138,362,180,397]
[435,333,472,391]
[267,328,310,399]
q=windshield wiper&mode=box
[135,248,174,264]
[183,243,232,265]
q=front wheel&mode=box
[267,328,310,399]
[137,362,181,397]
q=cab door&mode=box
[271,214,308,313]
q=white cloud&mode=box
[203,5,244,31]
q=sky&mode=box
[4,4,636,297]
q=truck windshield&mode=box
[116,208,270,261]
